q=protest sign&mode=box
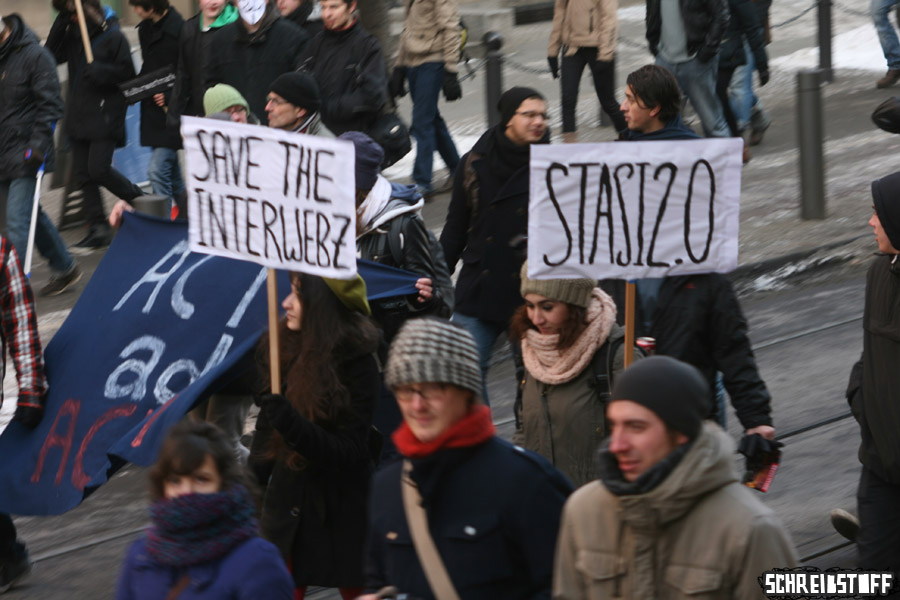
[528,138,742,281]
[0,214,417,516]
[180,116,357,278]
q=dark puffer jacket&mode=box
[135,7,184,149]
[0,15,64,181]
[646,0,730,62]
[365,437,573,599]
[45,8,135,144]
[297,21,387,135]
[205,8,308,125]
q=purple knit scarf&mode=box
[145,485,258,567]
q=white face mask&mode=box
[238,0,266,24]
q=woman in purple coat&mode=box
[115,421,293,600]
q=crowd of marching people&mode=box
[2,0,900,597]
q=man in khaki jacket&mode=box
[553,356,797,599]
[388,0,461,198]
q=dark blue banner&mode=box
[0,214,417,515]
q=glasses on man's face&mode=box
[394,383,448,403]
[225,106,247,116]
[266,95,286,107]
[515,110,549,121]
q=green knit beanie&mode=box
[519,262,596,308]
[203,84,250,117]
[323,274,371,316]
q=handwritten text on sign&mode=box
[181,116,357,278]
[528,138,742,280]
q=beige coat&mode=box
[513,326,627,488]
[547,0,618,61]
[553,423,797,599]
[395,0,461,73]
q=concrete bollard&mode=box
[484,31,504,129]
[797,70,826,220]
[132,194,170,219]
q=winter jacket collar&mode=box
[621,114,700,140]
[599,422,738,528]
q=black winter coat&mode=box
[718,0,768,71]
[284,2,324,39]
[136,8,184,149]
[646,0,730,62]
[250,352,380,588]
[297,21,387,135]
[46,11,135,144]
[847,255,900,483]
[440,129,532,327]
[166,13,229,130]
[0,15,64,181]
[205,11,308,126]
[365,438,573,599]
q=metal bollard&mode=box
[797,70,826,220]
[132,194,170,219]
[484,32,504,129]
[818,0,833,82]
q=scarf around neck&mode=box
[146,485,258,567]
[521,288,617,385]
[392,404,495,459]
[486,125,550,182]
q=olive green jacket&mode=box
[553,423,797,599]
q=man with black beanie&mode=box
[265,71,331,135]
[843,171,900,586]
[439,86,550,404]
[554,356,797,599]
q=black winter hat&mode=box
[338,131,384,192]
[269,72,321,113]
[610,356,711,440]
[498,86,544,127]
[872,171,900,252]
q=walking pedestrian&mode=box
[844,171,900,586]
[645,0,730,137]
[128,0,186,210]
[46,0,146,249]
[388,0,462,197]
[249,272,380,599]
[115,420,294,599]
[510,264,627,488]
[0,237,49,593]
[547,0,627,142]
[204,0,308,126]
[553,356,797,599]
[439,87,550,404]
[728,0,772,145]
[297,0,388,136]
[166,0,239,132]
[360,318,572,600]
[0,12,81,296]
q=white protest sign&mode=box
[181,116,357,279]
[528,138,742,281]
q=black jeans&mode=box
[716,65,741,137]
[560,47,627,133]
[858,466,900,584]
[69,138,143,227]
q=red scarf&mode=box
[392,405,495,459]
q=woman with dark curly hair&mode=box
[510,263,628,488]
[250,272,380,600]
[115,420,293,599]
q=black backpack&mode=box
[386,213,455,318]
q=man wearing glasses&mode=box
[439,87,551,405]
[264,71,332,136]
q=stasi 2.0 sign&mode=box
[181,116,358,278]
[527,139,743,281]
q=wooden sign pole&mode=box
[266,269,281,393]
[624,281,636,367]
[73,0,95,64]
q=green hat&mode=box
[323,274,371,316]
[203,84,249,117]
[519,262,596,308]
